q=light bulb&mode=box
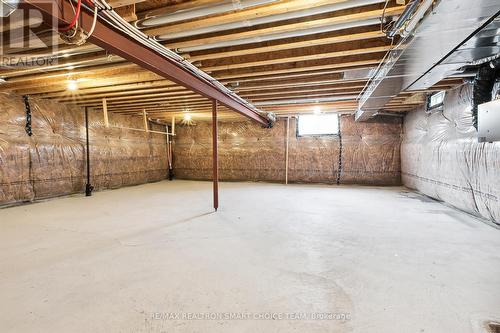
[67,79,78,91]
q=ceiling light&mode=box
[313,105,322,115]
[67,79,78,91]
[183,113,192,121]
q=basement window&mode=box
[297,114,339,136]
[426,90,446,112]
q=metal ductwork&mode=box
[343,67,376,80]
[136,0,279,28]
[154,0,386,41]
[472,58,500,129]
[254,95,357,106]
[356,0,500,121]
[174,18,381,53]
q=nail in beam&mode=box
[212,100,219,211]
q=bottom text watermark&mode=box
[151,312,351,321]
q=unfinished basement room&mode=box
[1,0,500,332]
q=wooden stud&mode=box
[285,116,290,185]
[142,109,149,132]
[107,0,145,8]
[102,98,109,127]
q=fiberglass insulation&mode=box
[0,94,168,205]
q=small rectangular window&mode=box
[297,114,339,136]
[427,90,446,112]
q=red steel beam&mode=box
[212,99,219,211]
[19,0,269,126]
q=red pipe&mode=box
[59,0,81,32]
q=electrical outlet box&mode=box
[478,99,500,143]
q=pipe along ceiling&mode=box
[135,0,386,42]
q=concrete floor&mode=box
[0,180,499,333]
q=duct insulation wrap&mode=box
[0,94,168,206]
[173,115,402,185]
[402,84,500,225]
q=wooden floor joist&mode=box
[164,7,404,50]
[0,0,463,120]
[203,46,392,72]
[187,31,385,62]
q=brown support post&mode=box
[212,100,219,211]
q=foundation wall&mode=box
[173,115,402,185]
[401,84,500,224]
[0,94,168,206]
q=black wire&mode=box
[336,115,342,186]
[23,95,33,136]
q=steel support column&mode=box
[212,100,219,211]
[84,106,94,196]
[20,0,269,127]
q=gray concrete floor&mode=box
[0,180,499,333]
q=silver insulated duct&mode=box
[153,0,386,41]
[137,0,279,28]
[356,0,500,121]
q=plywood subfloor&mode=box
[1,180,499,333]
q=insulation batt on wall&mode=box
[402,84,500,224]
[0,94,168,206]
[173,115,402,185]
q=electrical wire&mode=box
[59,0,98,45]
[65,0,79,38]
[380,0,390,33]
[59,0,82,32]
[86,5,99,37]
